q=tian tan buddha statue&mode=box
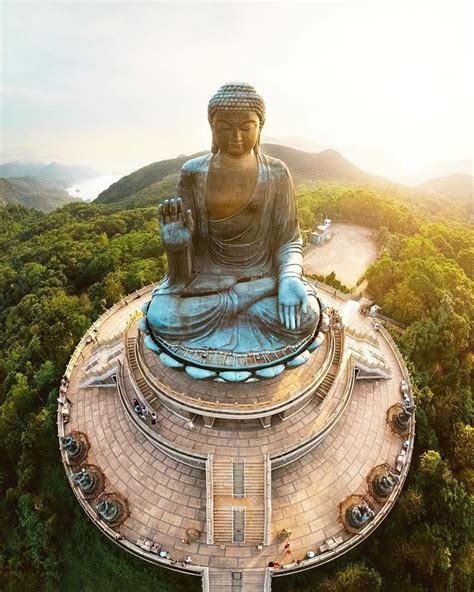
[144,82,321,376]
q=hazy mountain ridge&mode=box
[419,174,474,201]
[0,176,81,212]
[0,161,100,187]
[95,144,388,206]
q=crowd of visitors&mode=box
[132,398,158,426]
[58,375,72,424]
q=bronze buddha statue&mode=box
[144,82,320,374]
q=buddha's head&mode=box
[208,82,265,157]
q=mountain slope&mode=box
[95,144,387,206]
[261,144,387,185]
[0,176,81,212]
[419,174,474,201]
[94,152,206,205]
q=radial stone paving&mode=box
[58,283,415,592]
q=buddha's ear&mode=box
[211,133,219,154]
[254,129,261,155]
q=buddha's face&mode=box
[211,111,260,157]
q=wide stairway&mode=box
[212,456,266,545]
[207,568,268,592]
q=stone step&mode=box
[207,569,267,592]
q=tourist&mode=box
[187,420,194,431]
[268,561,281,568]
[57,397,64,406]
[151,412,157,425]
[65,396,73,406]
[62,403,70,424]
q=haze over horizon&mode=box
[2,1,473,183]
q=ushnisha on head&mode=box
[208,82,265,156]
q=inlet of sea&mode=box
[66,173,123,201]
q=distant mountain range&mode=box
[0,176,82,212]
[95,143,389,206]
[2,148,472,214]
[0,161,101,211]
[0,161,100,187]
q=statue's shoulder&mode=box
[180,153,212,175]
[261,154,291,178]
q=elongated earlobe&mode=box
[254,129,262,155]
[210,124,219,153]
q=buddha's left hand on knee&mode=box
[278,277,309,331]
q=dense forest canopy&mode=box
[0,180,472,591]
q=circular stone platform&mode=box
[58,282,415,591]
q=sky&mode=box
[1,1,473,181]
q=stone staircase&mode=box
[127,336,159,405]
[314,328,342,403]
[333,328,342,364]
[207,568,268,592]
[212,456,266,544]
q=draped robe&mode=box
[147,152,319,353]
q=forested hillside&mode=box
[0,177,81,212]
[0,182,472,591]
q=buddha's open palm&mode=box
[158,198,194,252]
[278,277,309,330]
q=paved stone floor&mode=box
[304,223,379,287]
[61,284,414,590]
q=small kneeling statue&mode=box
[146,82,320,371]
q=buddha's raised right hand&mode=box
[158,197,194,253]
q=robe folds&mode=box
[147,152,319,353]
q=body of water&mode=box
[67,174,123,201]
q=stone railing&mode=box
[206,454,214,545]
[58,433,204,578]
[264,568,272,591]
[58,284,155,432]
[271,356,356,469]
[312,280,353,302]
[272,416,414,576]
[263,454,272,546]
[62,284,153,382]
[201,568,210,592]
[135,326,336,420]
[371,311,406,330]
[378,325,414,395]
[345,326,378,347]
[352,355,391,378]
[116,361,207,470]
[271,327,416,578]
